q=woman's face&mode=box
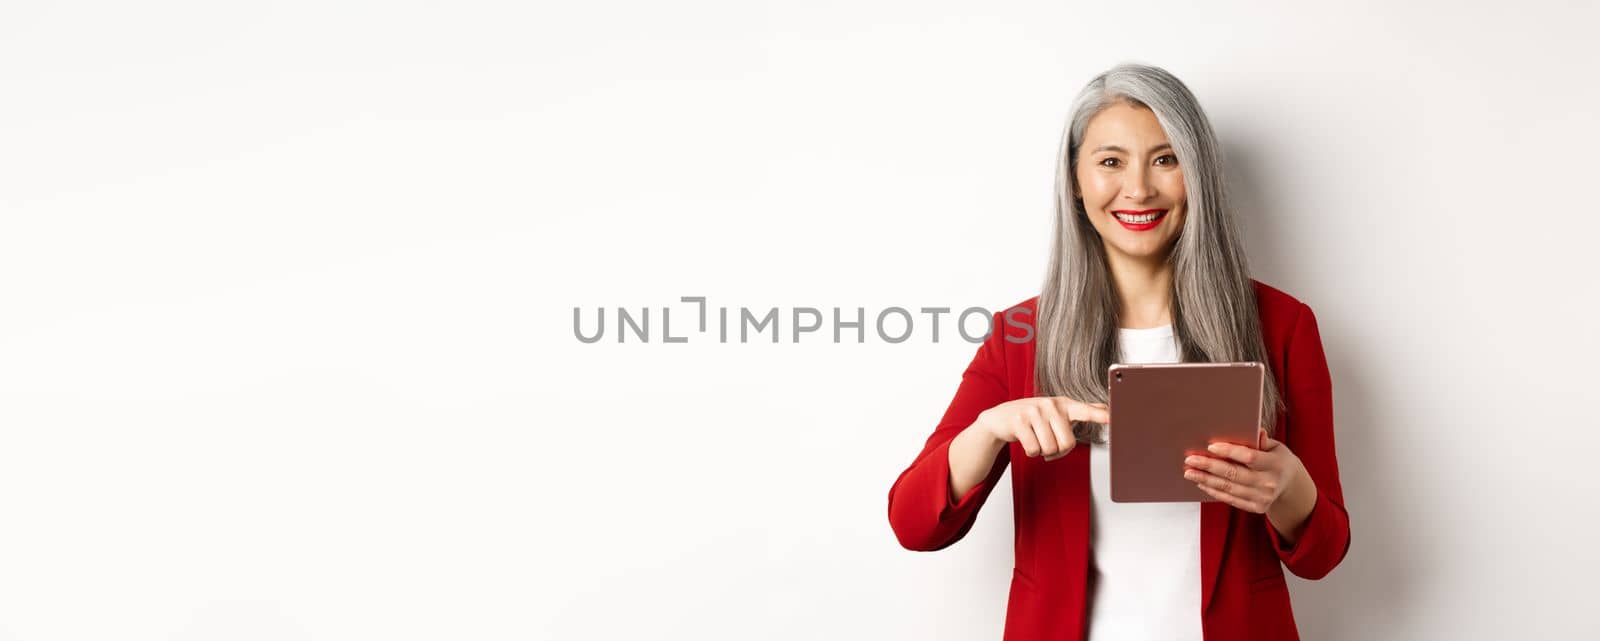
[1073,102,1187,264]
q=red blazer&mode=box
[887,280,1350,641]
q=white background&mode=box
[2,1,1596,639]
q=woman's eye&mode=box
[1155,154,1179,166]
[1099,157,1120,167]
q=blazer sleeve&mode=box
[1265,303,1353,579]
[886,310,1013,552]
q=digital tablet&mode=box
[1107,362,1265,503]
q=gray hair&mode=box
[1034,63,1283,444]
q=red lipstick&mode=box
[1110,208,1168,232]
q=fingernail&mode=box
[1184,456,1201,465]
[1207,443,1223,453]
[1183,470,1199,480]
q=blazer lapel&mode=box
[1200,501,1234,614]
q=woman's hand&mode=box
[1182,428,1319,541]
[973,397,1108,462]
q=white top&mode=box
[1086,324,1202,641]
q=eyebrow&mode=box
[1091,143,1173,154]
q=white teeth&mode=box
[1114,211,1164,224]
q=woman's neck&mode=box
[1106,251,1174,329]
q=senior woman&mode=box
[887,63,1350,641]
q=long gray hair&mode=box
[1034,63,1283,444]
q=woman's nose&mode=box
[1123,167,1154,200]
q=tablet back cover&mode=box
[1108,362,1264,502]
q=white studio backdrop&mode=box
[2,1,1596,639]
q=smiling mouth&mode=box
[1112,209,1167,225]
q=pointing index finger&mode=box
[1058,398,1109,424]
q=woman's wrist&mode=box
[946,423,1006,502]
[1266,465,1318,544]
[955,422,1005,459]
